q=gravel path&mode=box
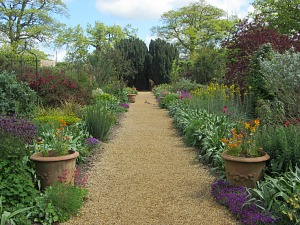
[64,92,237,225]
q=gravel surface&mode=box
[64,92,237,225]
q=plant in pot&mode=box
[30,120,79,190]
[221,119,270,188]
[125,87,138,103]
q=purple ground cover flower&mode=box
[211,179,276,225]
[85,137,102,149]
[0,116,37,144]
[119,103,129,109]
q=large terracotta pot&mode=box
[30,150,79,190]
[221,151,270,188]
[127,94,136,103]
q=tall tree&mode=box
[0,0,68,51]
[151,0,235,57]
[147,38,178,85]
[252,0,300,36]
[86,22,137,52]
[116,38,148,90]
[55,25,89,63]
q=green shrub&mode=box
[0,71,37,116]
[0,158,38,209]
[31,183,88,224]
[256,48,300,120]
[84,101,116,141]
[102,80,128,102]
[255,124,300,174]
[153,84,172,98]
[171,78,201,92]
[252,166,300,224]
[159,93,179,109]
[0,196,33,225]
[190,47,226,84]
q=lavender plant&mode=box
[211,179,276,225]
[0,116,37,159]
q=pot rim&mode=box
[221,150,270,163]
[127,94,136,96]
[30,150,79,162]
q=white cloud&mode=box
[95,0,252,20]
[207,0,252,18]
[95,0,195,20]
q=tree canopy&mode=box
[147,38,179,85]
[151,0,236,57]
[116,38,148,89]
[252,0,300,36]
[0,0,68,51]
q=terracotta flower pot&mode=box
[221,150,270,188]
[127,94,136,103]
[30,150,79,190]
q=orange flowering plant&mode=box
[221,119,264,157]
[33,120,72,156]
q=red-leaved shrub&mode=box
[20,69,91,107]
[223,19,300,91]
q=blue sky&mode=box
[48,0,254,61]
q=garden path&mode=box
[64,92,237,225]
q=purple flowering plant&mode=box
[85,137,101,150]
[0,116,37,144]
[211,179,276,225]
[119,103,129,109]
[178,90,192,100]
[0,116,37,159]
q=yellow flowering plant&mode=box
[221,119,264,157]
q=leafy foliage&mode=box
[223,19,300,91]
[258,48,300,120]
[171,78,201,92]
[152,0,235,56]
[147,39,179,85]
[0,196,33,225]
[190,47,227,84]
[252,166,300,224]
[0,158,38,209]
[31,183,88,224]
[116,38,148,89]
[33,121,91,162]
[169,102,234,173]
[252,0,300,36]
[21,70,91,107]
[159,93,179,109]
[84,100,117,141]
[255,124,300,174]
[0,71,37,116]
[0,0,67,50]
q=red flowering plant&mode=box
[221,119,264,157]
